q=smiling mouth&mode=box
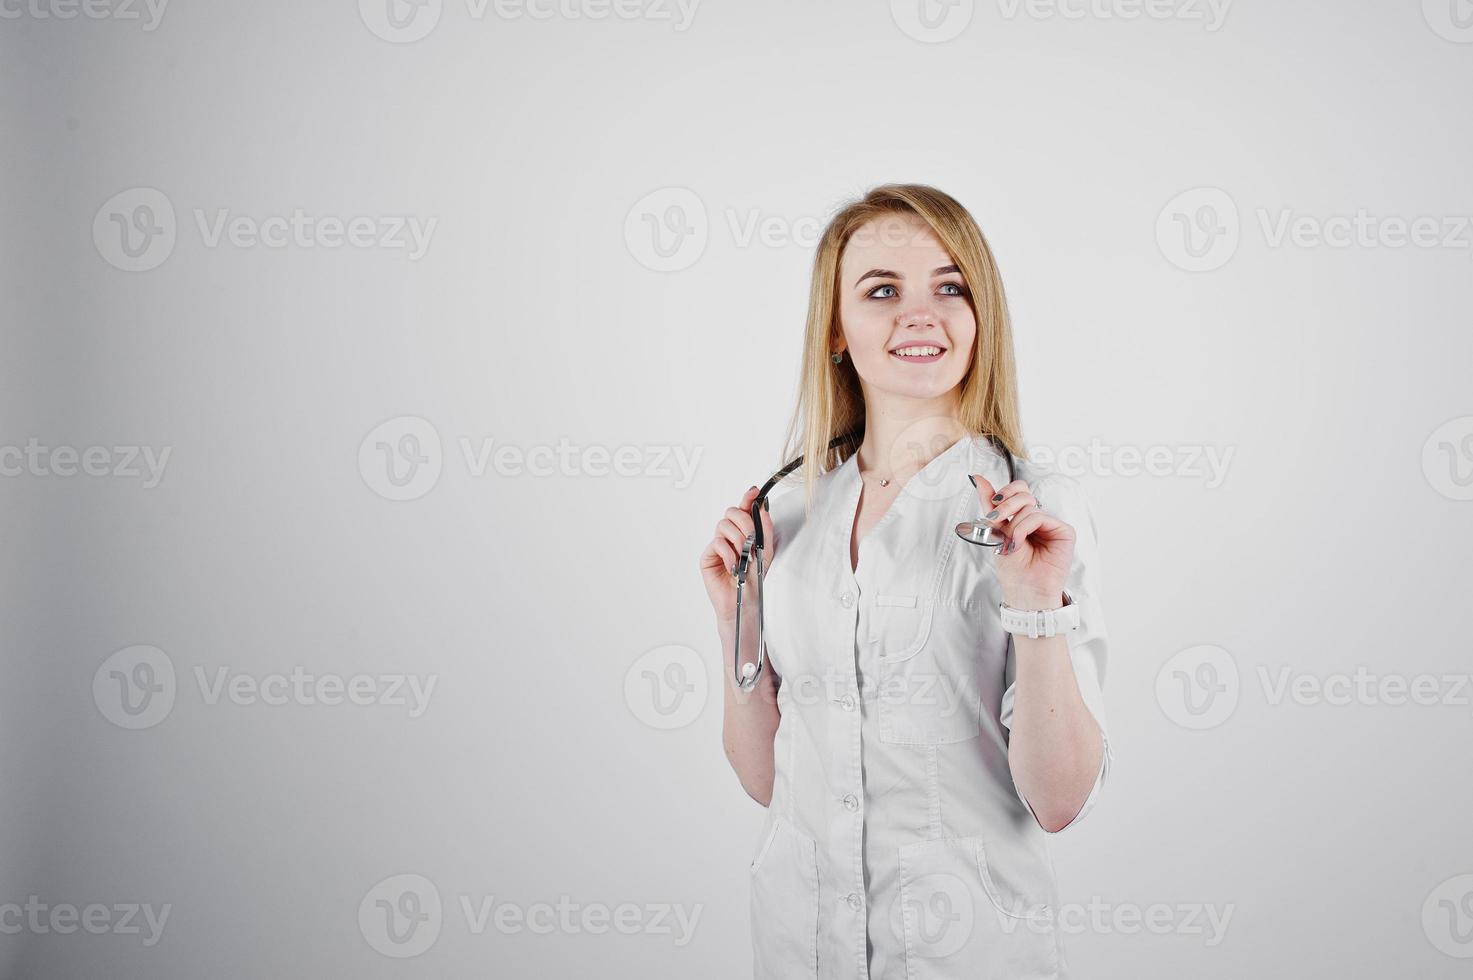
[889,345,946,362]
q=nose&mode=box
[895,305,939,329]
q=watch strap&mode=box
[999,591,1081,639]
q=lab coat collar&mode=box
[833,431,1003,502]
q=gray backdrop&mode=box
[3,1,1472,977]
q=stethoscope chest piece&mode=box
[955,520,1006,547]
[954,433,1017,548]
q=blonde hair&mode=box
[777,183,1024,510]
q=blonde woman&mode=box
[698,184,1113,979]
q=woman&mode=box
[698,184,1113,979]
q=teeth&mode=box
[893,346,942,357]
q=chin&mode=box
[876,375,963,400]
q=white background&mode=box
[3,0,1472,976]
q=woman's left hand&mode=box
[969,474,1075,609]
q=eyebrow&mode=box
[854,264,960,288]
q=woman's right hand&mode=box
[698,485,775,624]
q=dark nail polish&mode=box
[984,510,998,520]
[967,474,977,487]
[991,493,1003,503]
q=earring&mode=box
[830,351,844,364]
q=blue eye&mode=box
[939,281,967,296]
[867,284,898,299]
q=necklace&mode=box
[857,428,967,491]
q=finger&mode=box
[977,475,1028,509]
[968,472,997,511]
[985,491,1038,527]
[992,479,1030,502]
[1007,510,1049,541]
[723,505,756,539]
[710,537,738,574]
[727,486,759,527]
[700,537,738,575]
[1000,510,1066,554]
[717,517,749,552]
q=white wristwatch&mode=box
[999,591,1080,639]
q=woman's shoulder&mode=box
[765,461,848,557]
[1013,453,1080,495]
[1013,453,1101,543]
[960,434,1079,502]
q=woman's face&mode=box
[835,213,977,401]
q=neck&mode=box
[855,388,968,481]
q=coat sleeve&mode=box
[997,471,1114,835]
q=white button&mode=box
[845,893,862,910]
[842,794,858,811]
[839,695,856,711]
[839,592,855,608]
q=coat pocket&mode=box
[876,601,983,745]
[749,816,819,979]
[894,836,1060,979]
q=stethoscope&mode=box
[731,426,1016,691]
[953,438,1016,546]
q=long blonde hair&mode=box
[778,183,1025,510]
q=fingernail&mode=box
[984,510,999,520]
[967,474,977,487]
[991,493,1003,503]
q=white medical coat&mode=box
[748,433,1113,979]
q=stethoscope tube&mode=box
[733,428,861,691]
